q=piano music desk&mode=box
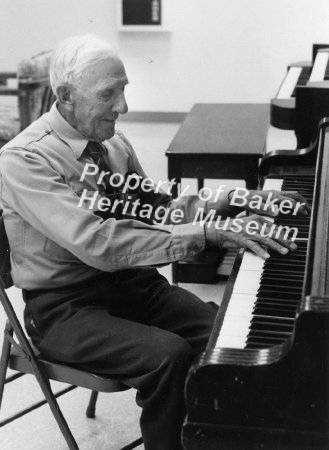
[166,103,269,284]
[166,103,270,196]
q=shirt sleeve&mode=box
[115,130,224,225]
[0,147,205,271]
[119,131,241,228]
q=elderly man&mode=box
[0,35,308,449]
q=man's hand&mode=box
[204,214,297,260]
[229,189,311,218]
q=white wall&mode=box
[1,0,329,112]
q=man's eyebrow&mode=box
[97,79,129,94]
[99,79,129,92]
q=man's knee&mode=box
[152,332,193,373]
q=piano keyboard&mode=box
[215,175,314,350]
[309,49,329,82]
[277,65,311,99]
[270,62,312,131]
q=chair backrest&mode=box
[0,213,13,289]
[17,50,56,130]
[0,211,37,359]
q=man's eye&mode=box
[100,90,114,100]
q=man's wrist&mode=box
[204,223,223,247]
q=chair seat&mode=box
[9,344,129,393]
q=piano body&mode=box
[183,120,329,448]
[183,47,329,448]
[270,44,329,131]
[266,44,329,155]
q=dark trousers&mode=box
[23,268,218,450]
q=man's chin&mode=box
[98,122,116,141]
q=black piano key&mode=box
[247,327,295,339]
[260,273,304,282]
[257,291,301,301]
[264,255,306,264]
[263,258,306,266]
[260,275,304,283]
[261,271,304,279]
[254,302,299,311]
[249,322,293,334]
[246,335,286,345]
[253,307,297,319]
[256,294,300,303]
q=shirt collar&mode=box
[47,102,89,159]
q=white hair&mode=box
[49,34,118,96]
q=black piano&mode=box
[183,117,329,449]
[270,44,329,131]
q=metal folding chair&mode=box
[0,213,142,450]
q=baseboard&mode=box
[118,111,186,123]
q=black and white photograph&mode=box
[0,0,329,449]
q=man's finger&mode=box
[261,223,298,251]
[280,191,311,214]
[244,240,270,260]
[251,232,291,255]
[258,190,311,216]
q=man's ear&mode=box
[57,85,74,109]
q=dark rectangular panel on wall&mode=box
[122,0,161,25]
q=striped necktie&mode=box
[85,141,124,220]
[86,141,112,194]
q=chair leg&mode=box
[120,437,143,450]
[0,325,12,409]
[32,370,80,450]
[86,390,98,418]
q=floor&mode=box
[0,120,228,449]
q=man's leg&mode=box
[95,268,219,448]
[103,268,219,355]
[23,274,211,450]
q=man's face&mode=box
[69,56,128,141]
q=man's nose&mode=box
[113,92,128,114]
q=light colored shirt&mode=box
[0,103,206,289]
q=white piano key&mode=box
[223,294,256,315]
[219,321,251,342]
[224,311,254,320]
[221,323,253,337]
[216,292,256,348]
[309,51,329,82]
[240,251,265,271]
[216,335,247,349]
[262,178,283,191]
[220,319,251,333]
[225,301,256,315]
[224,306,255,317]
[277,66,303,99]
[224,303,255,314]
[234,273,263,293]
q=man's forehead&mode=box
[84,56,128,86]
[105,56,127,77]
